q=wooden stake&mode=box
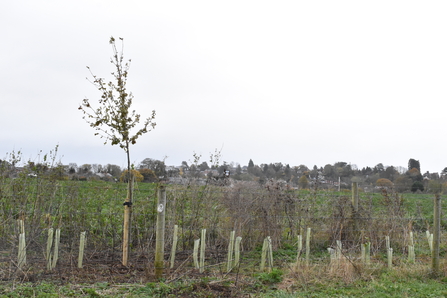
[351,182,358,212]
[122,174,134,266]
[432,194,441,274]
[170,225,178,269]
[155,186,167,278]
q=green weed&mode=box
[256,268,284,284]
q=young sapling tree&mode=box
[79,36,156,266]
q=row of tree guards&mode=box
[16,220,87,270]
[13,184,443,276]
[13,223,440,273]
[153,184,445,277]
[351,182,442,274]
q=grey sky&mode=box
[1,1,447,173]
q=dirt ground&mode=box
[0,249,251,297]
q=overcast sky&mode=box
[1,1,447,173]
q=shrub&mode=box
[376,178,393,188]
[411,181,424,193]
[138,168,158,182]
[120,169,144,182]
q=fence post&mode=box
[431,194,441,275]
[306,228,311,266]
[351,182,360,244]
[155,186,166,279]
[122,175,134,266]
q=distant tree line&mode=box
[2,156,447,194]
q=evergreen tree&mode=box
[408,158,421,172]
[248,159,254,168]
